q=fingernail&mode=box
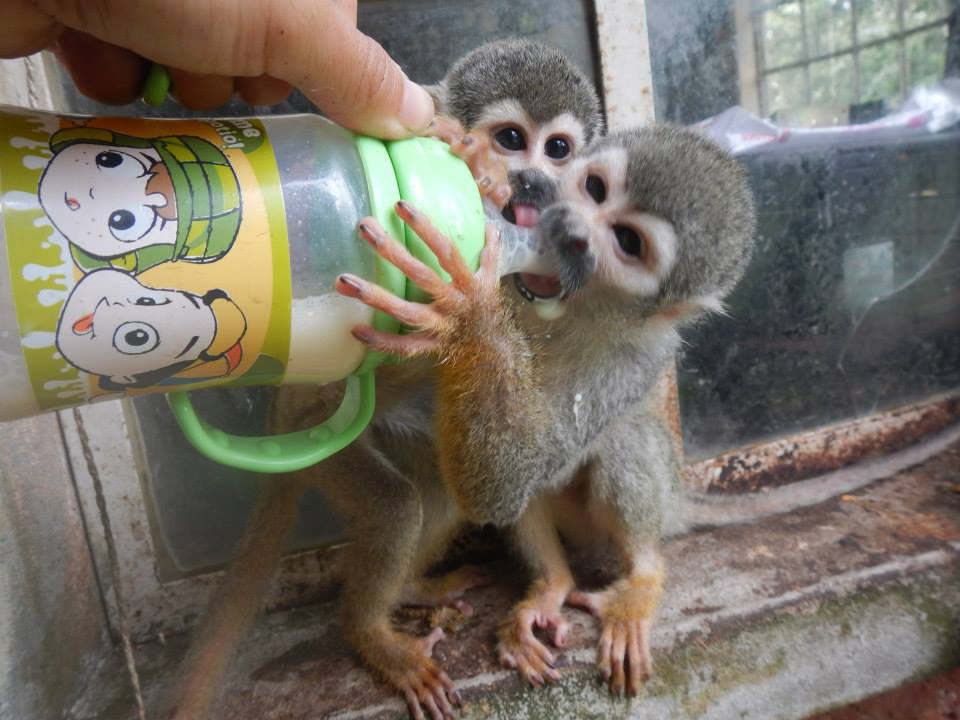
[399,80,435,132]
[339,274,362,289]
[351,326,372,343]
[396,200,414,217]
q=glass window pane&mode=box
[906,26,949,89]
[805,0,853,57]
[904,0,951,29]
[855,0,900,44]
[763,2,806,68]
[859,42,903,103]
[766,67,809,115]
[678,131,960,458]
[809,53,855,106]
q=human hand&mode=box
[0,0,435,139]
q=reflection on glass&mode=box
[763,2,805,68]
[906,26,950,88]
[766,67,808,114]
[809,54,855,106]
[855,0,900,44]
[805,0,853,57]
[859,42,903,103]
[904,0,950,29]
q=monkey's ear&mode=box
[423,83,446,115]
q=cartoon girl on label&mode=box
[56,269,247,392]
[38,126,243,275]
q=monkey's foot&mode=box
[427,115,512,209]
[360,626,460,720]
[497,585,570,687]
[403,564,493,616]
[567,574,662,696]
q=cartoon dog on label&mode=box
[56,269,247,391]
[38,127,242,275]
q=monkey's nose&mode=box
[518,169,537,190]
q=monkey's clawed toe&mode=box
[497,606,568,687]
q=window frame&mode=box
[736,0,952,116]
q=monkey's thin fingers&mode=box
[421,626,446,657]
[404,689,426,720]
[395,202,476,292]
[357,218,448,297]
[515,654,545,687]
[351,326,441,358]
[611,623,627,696]
[638,620,653,681]
[421,691,444,720]
[432,681,455,719]
[627,622,642,696]
[438,671,460,706]
[478,224,502,292]
[337,275,440,329]
[598,625,613,680]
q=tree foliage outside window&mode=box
[754,0,952,118]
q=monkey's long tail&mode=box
[166,477,305,720]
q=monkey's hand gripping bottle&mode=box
[0,109,544,472]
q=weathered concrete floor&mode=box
[72,438,960,720]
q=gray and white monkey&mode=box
[340,124,756,697]
[165,39,604,720]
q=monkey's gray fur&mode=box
[433,38,604,142]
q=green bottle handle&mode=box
[166,373,375,473]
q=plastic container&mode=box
[0,107,540,472]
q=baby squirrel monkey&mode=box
[166,40,601,720]
[340,125,756,697]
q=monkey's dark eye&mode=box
[96,151,123,168]
[614,225,644,258]
[494,126,526,152]
[109,210,136,231]
[544,136,570,159]
[585,175,606,204]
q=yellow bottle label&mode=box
[0,110,291,411]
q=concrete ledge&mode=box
[71,438,960,719]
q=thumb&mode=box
[268,6,435,138]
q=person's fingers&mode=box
[167,68,235,110]
[34,0,433,138]
[54,29,147,105]
[0,0,61,58]
[262,2,434,137]
[235,75,291,106]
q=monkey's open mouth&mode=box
[502,201,541,228]
[515,273,563,301]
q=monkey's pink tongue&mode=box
[520,273,562,298]
[512,203,540,228]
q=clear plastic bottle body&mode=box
[258,115,376,385]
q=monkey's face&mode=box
[470,99,587,229]
[516,146,677,308]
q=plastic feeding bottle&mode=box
[0,107,543,472]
